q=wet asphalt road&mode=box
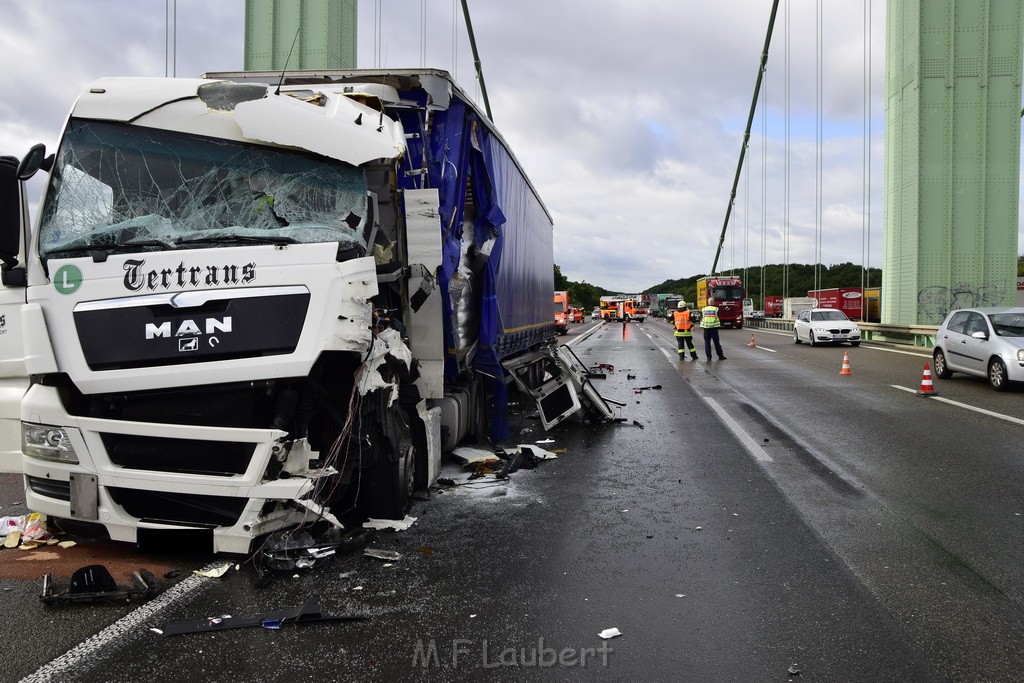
[5,318,1024,681]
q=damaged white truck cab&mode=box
[2,70,609,554]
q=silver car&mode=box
[793,308,861,346]
[933,307,1024,391]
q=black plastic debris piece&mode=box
[157,597,366,636]
[632,420,645,429]
[254,526,371,577]
[787,664,802,676]
[495,449,526,479]
[626,374,636,380]
[41,564,158,605]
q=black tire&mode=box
[933,349,953,379]
[360,399,416,520]
[988,358,1010,392]
[364,437,415,520]
[809,331,817,347]
[794,330,802,344]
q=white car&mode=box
[793,308,861,347]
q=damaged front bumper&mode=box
[21,384,337,555]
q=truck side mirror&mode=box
[17,143,50,181]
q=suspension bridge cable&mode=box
[710,0,781,275]
[784,0,790,299]
[815,0,823,294]
[761,68,768,309]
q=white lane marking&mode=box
[567,321,604,346]
[703,396,774,462]
[753,345,777,353]
[661,347,675,361]
[891,385,1024,426]
[21,566,218,682]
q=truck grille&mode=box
[74,287,309,370]
[107,488,247,527]
[26,475,71,501]
[101,434,254,476]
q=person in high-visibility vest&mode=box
[673,300,699,360]
[700,297,727,361]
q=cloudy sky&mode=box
[1,1,1020,292]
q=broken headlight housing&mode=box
[23,423,79,464]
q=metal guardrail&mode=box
[747,318,938,348]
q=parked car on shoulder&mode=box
[793,308,861,347]
[933,307,1024,391]
[591,308,601,320]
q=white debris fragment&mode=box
[695,526,703,531]
[193,563,232,578]
[149,627,164,635]
[535,438,555,444]
[598,628,623,640]
[353,586,364,591]
[362,516,417,531]
[364,548,401,561]
[675,594,685,598]
[450,446,500,465]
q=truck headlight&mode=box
[23,423,79,464]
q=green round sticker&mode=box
[54,264,83,295]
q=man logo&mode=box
[179,338,199,352]
[146,317,232,340]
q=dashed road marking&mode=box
[891,385,1024,426]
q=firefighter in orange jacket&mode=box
[673,301,699,360]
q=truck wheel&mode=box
[360,401,416,520]
[364,436,415,520]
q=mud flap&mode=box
[501,343,615,429]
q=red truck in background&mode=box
[807,288,864,320]
[696,276,745,328]
[765,296,783,317]
[554,290,570,334]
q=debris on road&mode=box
[450,446,501,465]
[787,663,802,676]
[364,548,401,561]
[362,516,417,532]
[41,564,158,605]
[193,563,233,579]
[255,526,371,576]
[598,627,623,639]
[156,598,366,636]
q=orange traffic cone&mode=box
[839,351,852,375]
[916,362,938,396]
[748,334,757,348]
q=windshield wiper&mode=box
[176,235,299,247]
[44,238,175,259]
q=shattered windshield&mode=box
[40,119,368,258]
